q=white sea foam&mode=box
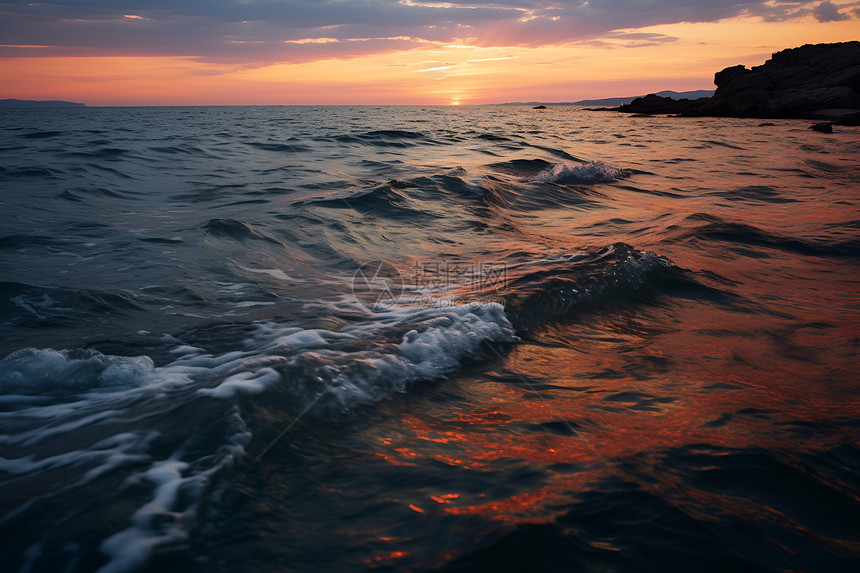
[0,348,156,394]
[251,324,338,350]
[0,300,515,571]
[198,367,281,398]
[395,303,513,379]
[11,293,78,321]
[532,160,625,183]
[257,302,517,412]
[0,301,515,419]
[234,301,276,308]
[96,406,250,573]
[97,459,192,573]
[239,266,294,281]
[0,433,149,476]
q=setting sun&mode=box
[1,2,858,105]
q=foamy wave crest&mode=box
[253,302,516,413]
[502,243,677,329]
[0,348,156,394]
[0,301,515,571]
[0,344,286,572]
[96,407,250,573]
[532,160,625,183]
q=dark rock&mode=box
[764,86,857,115]
[718,70,774,95]
[763,64,817,88]
[533,105,547,109]
[702,42,860,118]
[758,122,776,127]
[613,94,708,115]
[832,112,860,126]
[823,65,860,90]
[609,42,860,119]
[614,94,675,114]
[713,65,750,88]
[810,122,833,133]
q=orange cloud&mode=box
[1,13,857,105]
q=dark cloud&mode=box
[812,1,850,21]
[0,1,854,64]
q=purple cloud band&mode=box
[0,1,854,63]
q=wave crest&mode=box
[533,160,626,183]
[0,348,156,394]
[260,302,516,413]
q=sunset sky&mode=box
[1,1,858,106]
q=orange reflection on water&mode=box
[442,485,555,521]
[366,286,859,525]
[363,550,410,567]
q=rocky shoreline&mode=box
[597,42,860,127]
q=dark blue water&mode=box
[1,106,858,572]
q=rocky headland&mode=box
[606,42,860,124]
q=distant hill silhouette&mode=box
[0,99,86,108]
[573,90,714,106]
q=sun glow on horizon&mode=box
[1,13,858,105]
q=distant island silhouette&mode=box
[572,90,714,107]
[0,99,86,108]
[500,90,714,107]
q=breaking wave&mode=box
[532,160,626,183]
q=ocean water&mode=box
[0,105,858,572]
